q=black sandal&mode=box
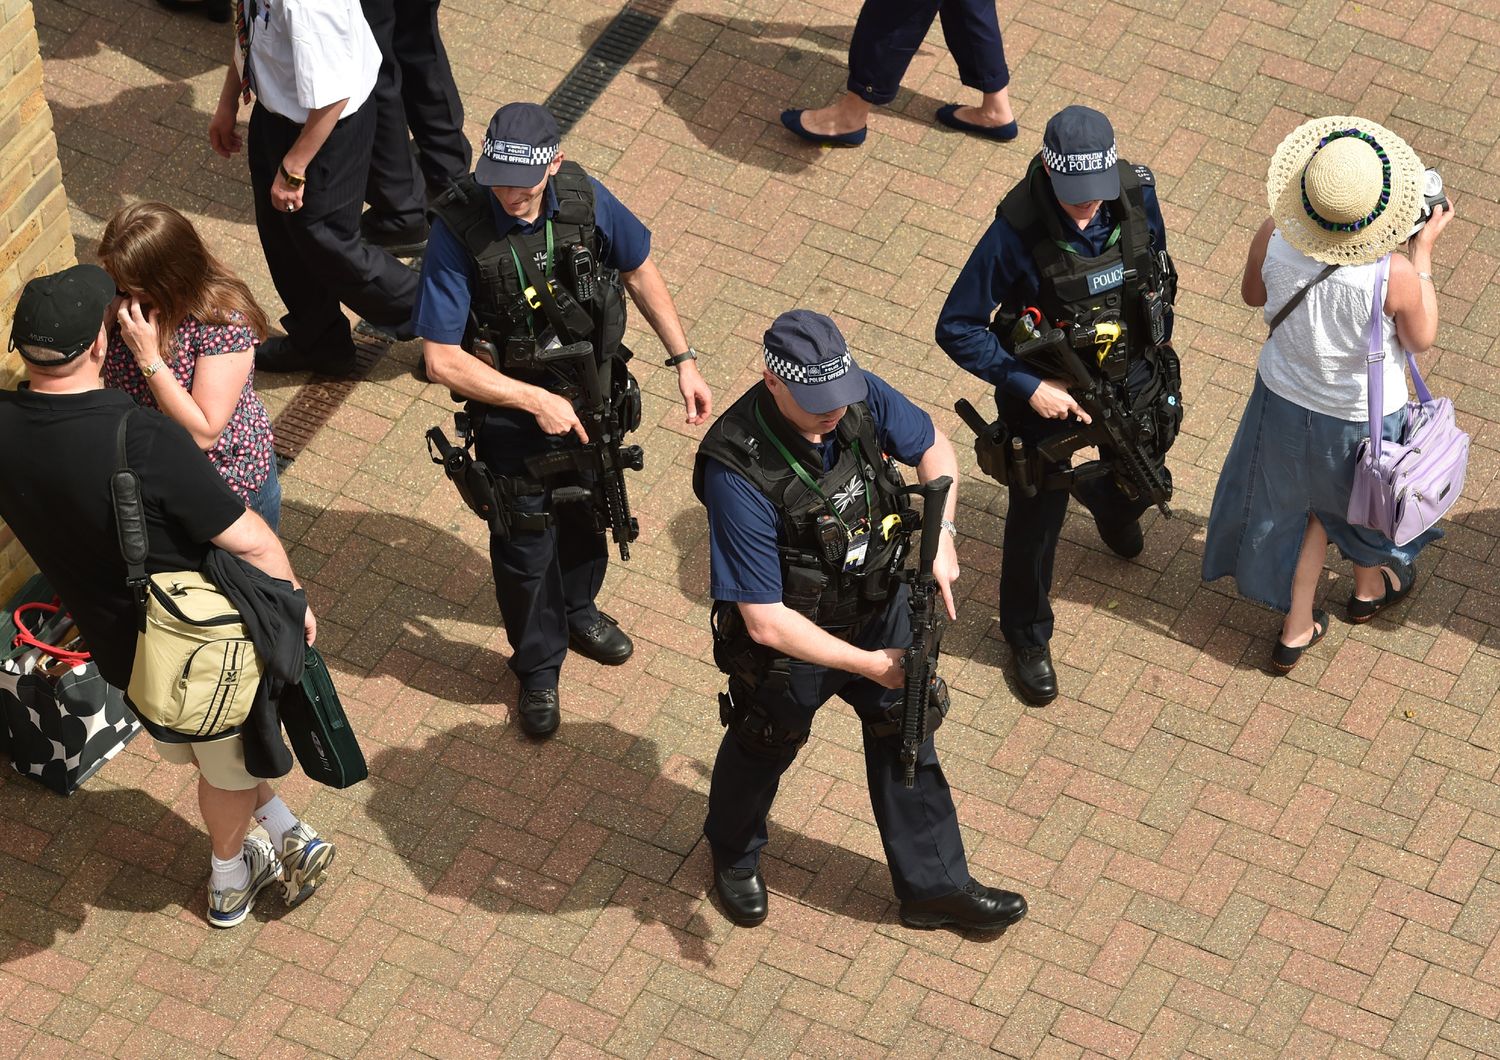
[1346,566,1416,624]
[1272,609,1328,673]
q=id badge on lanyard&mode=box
[842,518,870,572]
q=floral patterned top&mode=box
[104,315,275,501]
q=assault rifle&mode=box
[523,340,643,561]
[954,325,1173,518]
[898,475,953,788]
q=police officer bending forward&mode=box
[695,310,1027,931]
[937,105,1180,707]
[416,103,712,737]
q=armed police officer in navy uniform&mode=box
[416,103,712,737]
[695,310,1027,932]
[937,106,1181,706]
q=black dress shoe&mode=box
[713,862,767,927]
[516,688,560,737]
[900,880,1027,932]
[1095,515,1144,559]
[154,0,229,21]
[568,612,633,665]
[1013,645,1058,706]
[254,335,356,377]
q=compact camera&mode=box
[1406,168,1450,239]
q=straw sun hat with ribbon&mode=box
[1266,115,1425,266]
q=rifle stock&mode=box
[900,475,952,788]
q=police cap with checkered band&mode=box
[1042,105,1120,205]
[475,103,562,188]
[763,310,867,415]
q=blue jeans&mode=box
[245,460,283,534]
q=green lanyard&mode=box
[1054,223,1120,255]
[753,401,871,534]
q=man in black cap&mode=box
[415,101,712,737]
[1,266,335,930]
[693,309,1027,932]
[936,105,1181,706]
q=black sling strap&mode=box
[109,410,151,628]
[1266,264,1337,338]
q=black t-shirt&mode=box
[0,387,248,689]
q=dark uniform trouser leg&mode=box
[393,0,470,195]
[846,0,1008,105]
[247,104,419,359]
[360,0,427,234]
[485,486,608,691]
[705,590,969,902]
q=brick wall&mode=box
[0,0,75,603]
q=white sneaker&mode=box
[279,822,336,907]
[207,835,282,929]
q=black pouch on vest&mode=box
[279,646,368,789]
[781,559,827,617]
[615,370,643,433]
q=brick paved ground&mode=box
[4,0,1499,1055]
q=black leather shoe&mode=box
[254,335,356,377]
[516,688,560,737]
[713,862,767,927]
[1013,645,1058,706]
[900,880,1027,932]
[154,0,229,21]
[360,210,429,257]
[568,612,634,665]
[1095,515,1144,559]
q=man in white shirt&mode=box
[209,0,418,377]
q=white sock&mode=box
[253,796,299,851]
[210,852,249,893]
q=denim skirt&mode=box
[1202,375,1441,613]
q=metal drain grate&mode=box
[546,0,676,133]
[270,334,388,463]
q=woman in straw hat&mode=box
[1202,115,1455,673]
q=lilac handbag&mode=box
[1346,255,1469,546]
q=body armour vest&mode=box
[994,155,1172,369]
[694,382,908,636]
[429,161,627,386]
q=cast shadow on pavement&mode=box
[583,12,953,172]
[360,720,906,967]
[0,779,256,967]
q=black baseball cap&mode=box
[762,310,867,415]
[8,264,114,365]
[1041,105,1120,204]
[475,103,562,188]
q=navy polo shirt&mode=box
[413,176,652,345]
[703,371,936,605]
[935,180,1169,400]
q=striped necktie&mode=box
[233,0,253,104]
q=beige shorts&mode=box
[153,734,259,791]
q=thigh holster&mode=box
[719,677,809,764]
[867,676,951,744]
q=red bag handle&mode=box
[11,601,92,667]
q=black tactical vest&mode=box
[429,161,627,385]
[994,155,1165,365]
[694,382,908,656]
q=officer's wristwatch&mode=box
[664,347,698,367]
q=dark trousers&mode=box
[704,588,970,902]
[361,0,470,220]
[847,0,1009,106]
[997,379,1167,649]
[247,104,418,362]
[476,408,607,690]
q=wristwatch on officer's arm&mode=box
[664,347,698,367]
[277,162,306,189]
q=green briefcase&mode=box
[280,646,368,788]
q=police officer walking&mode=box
[415,103,712,737]
[695,309,1027,932]
[936,106,1181,706]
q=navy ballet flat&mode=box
[780,110,867,147]
[935,104,1019,141]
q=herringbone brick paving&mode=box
[5,0,1499,1055]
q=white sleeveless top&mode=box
[1257,232,1408,421]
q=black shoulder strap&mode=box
[109,410,151,623]
[1267,264,1337,338]
[430,176,496,260]
[551,162,597,227]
